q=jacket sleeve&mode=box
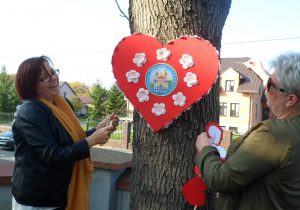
[15,100,90,168]
[196,123,286,193]
[85,127,96,137]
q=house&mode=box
[59,81,76,97]
[59,81,91,116]
[219,57,269,133]
[78,96,92,116]
[124,57,271,133]
[123,97,133,119]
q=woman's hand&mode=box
[87,114,119,147]
[96,113,119,130]
[110,114,119,127]
[244,59,269,86]
[195,132,214,152]
[86,125,118,147]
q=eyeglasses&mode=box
[267,77,285,92]
[40,69,60,83]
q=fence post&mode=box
[86,118,89,131]
[122,121,130,149]
[126,122,131,149]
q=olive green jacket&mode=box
[196,115,300,210]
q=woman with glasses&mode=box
[195,51,300,210]
[12,55,119,210]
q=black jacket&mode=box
[12,99,95,209]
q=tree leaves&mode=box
[106,85,126,116]
[0,65,20,112]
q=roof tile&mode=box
[221,57,262,93]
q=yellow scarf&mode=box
[39,94,94,210]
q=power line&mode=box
[1,36,299,59]
[51,52,112,56]
[223,36,300,44]
[0,51,112,59]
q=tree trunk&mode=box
[128,0,231,209]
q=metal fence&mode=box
[231,132,244,140]
[118,110,133,120]
[0,112,14,123]
[81,118,133,141]
[0,111,132,142]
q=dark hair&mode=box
[15,55,54,100]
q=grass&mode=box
[232,133,243,140]
[81,123,133,142]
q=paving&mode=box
[0,125,12,133]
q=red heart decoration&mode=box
[112,34,219,131]
[206,122,226,161]
[206,122,223,145]
[182,177,207,207]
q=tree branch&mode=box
[114,0,129,21]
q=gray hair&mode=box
[268,51,300,100]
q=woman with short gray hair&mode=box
[195,51,300,209]
[269,51,300,103]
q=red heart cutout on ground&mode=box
[112,34,219,131]
[182,177,207,207]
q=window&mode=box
[230,103,239,117]
[229,126,238,132]
[220,102,227,116]
[60,92,67,97]
[225,80,234,91]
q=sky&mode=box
[0,0,300,89]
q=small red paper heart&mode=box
[206,122,226,161]
[182,177,207,207]
[112,34,219,131]
[206,122,223,145]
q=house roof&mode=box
[59,81,77,96]
[59,81,66,87]
[79,96,92,104]
[220,57,262,93]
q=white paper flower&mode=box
[172,92,186,106]
[126,70,140,83]
[133,53,147,67]
[156,48,171,61]
[184,72,198,87]
[179,54,194,69]
[136,88,149,102]
[152,103,166,116]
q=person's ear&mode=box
[286,94,298,108]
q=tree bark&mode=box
[128,0,231,209]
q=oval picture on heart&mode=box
[145,63,178,96]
